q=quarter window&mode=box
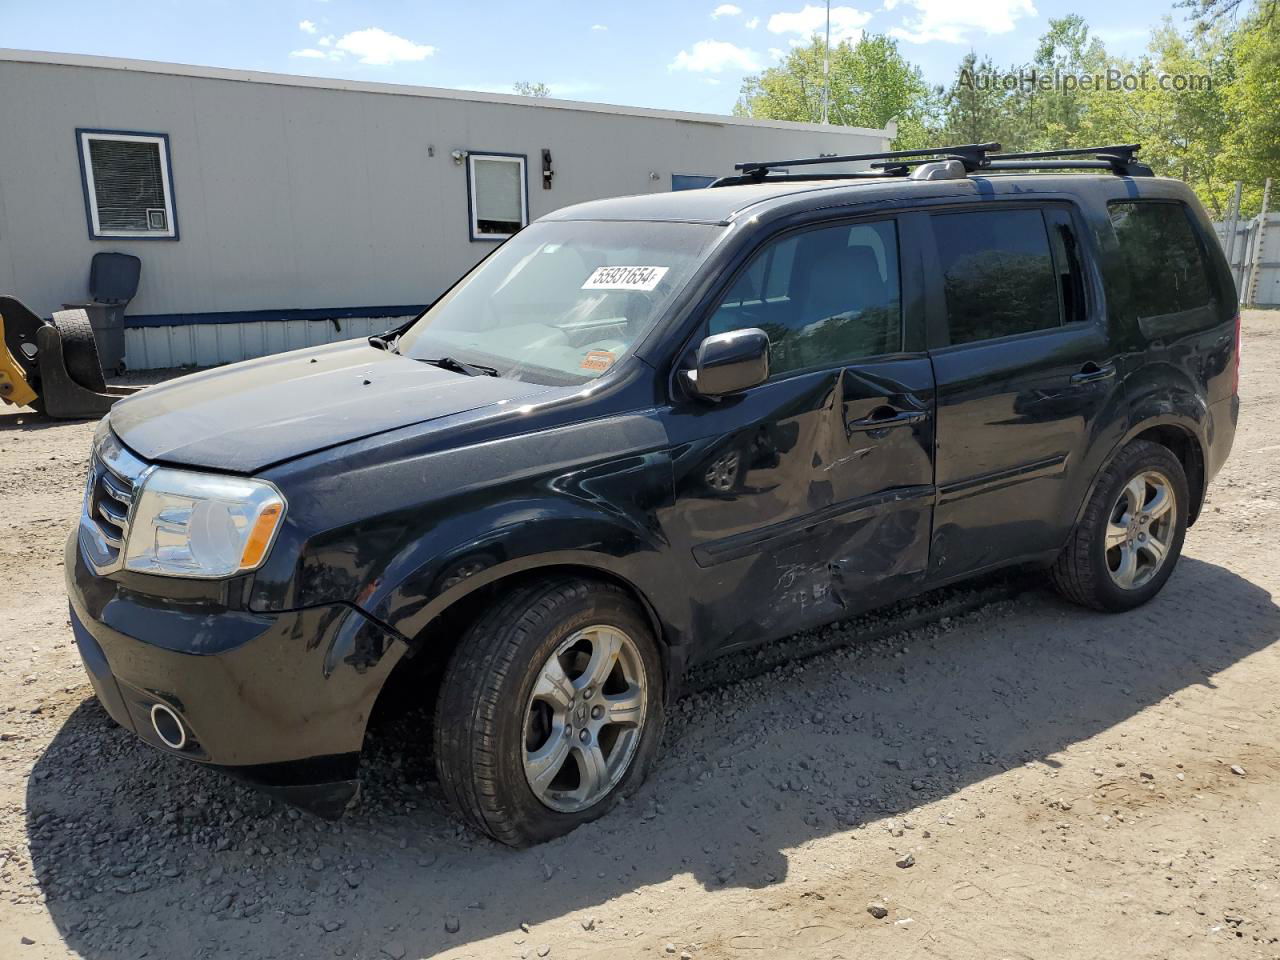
[467,153,528,241]
[932,208,1061,345]
[708,220,902,375]
[77,131,177,239]
[1108,201,1214,317]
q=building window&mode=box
[77,130,177,240]
[467,153,528,241]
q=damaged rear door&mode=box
[667,212,936,657]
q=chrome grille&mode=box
[79,431,149,574]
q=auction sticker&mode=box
[581,350,616,372]
[581,265,669,292]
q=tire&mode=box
[50,310,107,393]
[433,577,665,846]
[1051,440,1189,612]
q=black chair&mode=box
[63,252,141,374]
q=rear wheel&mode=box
[433,577,664,846]
[1051,440,1188,611]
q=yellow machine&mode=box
[0,296,138,419]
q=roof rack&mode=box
[729,141,1001,181]
[715,142,1152,187]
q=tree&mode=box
[734,34,934,147]
[1180,0,1276,34]
[513,81,551,97]
[1220,9,1280,214]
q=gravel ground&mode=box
[1,311,1278,960]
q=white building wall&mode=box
[0,50,893,353]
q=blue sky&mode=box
[1,0,1182,115]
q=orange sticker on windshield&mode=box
[581,350,616,372]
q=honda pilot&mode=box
[66,144,1239,846]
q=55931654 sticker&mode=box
[581,266,669,292]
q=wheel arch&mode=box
[1076,415,1208,529]
[369,557,680,731]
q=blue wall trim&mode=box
[124,304,426,328]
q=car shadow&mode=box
[25,556,1280,959]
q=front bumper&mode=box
[65,532,407,817]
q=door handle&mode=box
[1070,362,1116,384]
[846,405,928,436]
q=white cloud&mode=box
[333,27,435,65]
[670,39,761,72]
[885,0,1037,44]
[768,46,785,59]
[767,4,872,44]
[590,23,608,31]
[317,35,334,46]
[299,19,317,34]
[712,3,743,16]
[290,48,329,59]
[746,16,760,28]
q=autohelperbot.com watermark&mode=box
[959,67,1214,93]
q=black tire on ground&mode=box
[50,310,107,394]
[433,577,665,847]
[1051,439,1189,612]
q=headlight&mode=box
[123,468,286,578]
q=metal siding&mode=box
[0,57,891,332]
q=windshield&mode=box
[397,220,724,385]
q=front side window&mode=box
[468,153,528,240]
[1109,201,1214,318]
[77,130,177,239]
[398,219,723,385]
[708,219,902,376]
[932,208,1061,345]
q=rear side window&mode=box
[1108,201,1214,318]
[932,209,1061,345]
[708,219,902,375]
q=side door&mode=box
[924,201,1126,582]
[663,214,937,661]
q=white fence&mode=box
[1213,212,1280,308]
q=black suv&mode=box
[66,144,1239,846]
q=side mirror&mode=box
[682,328,769,399]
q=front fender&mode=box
[366,503,678,646]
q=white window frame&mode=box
[466,152,529,242]
[78,130,178,240]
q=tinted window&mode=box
[709,220,902,375]
[1109,201,1214,317]
[933,209,1061,345]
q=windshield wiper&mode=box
[420,355,499,377]
[368,332,401,354]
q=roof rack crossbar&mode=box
[991,144,1140,161]
[734,142,1000,178]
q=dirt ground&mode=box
[1,312,1278,960]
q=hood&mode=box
[109,340,551,472]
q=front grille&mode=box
[79,432,149,574]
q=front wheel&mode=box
[433,577,664,846]
[1051,440,1189,612]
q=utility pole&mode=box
[820,0,831,124]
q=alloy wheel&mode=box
[1105,469,1177,590]
[522,625,648,813]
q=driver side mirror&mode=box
[681,328,770,399]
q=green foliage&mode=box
[735,34,932,146]
[729,5,1279,218]
[513,81,551,97]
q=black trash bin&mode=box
[63,252,141,375]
